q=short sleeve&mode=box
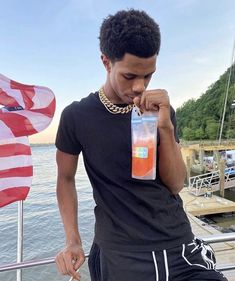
[55,104,82,155]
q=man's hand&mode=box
[134,89,186,193]
[55,243,85,281]
[133,89,173,130]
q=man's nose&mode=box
[132,79,145,94]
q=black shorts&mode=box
[88,238,228,281]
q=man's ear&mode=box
[101,54,112,73]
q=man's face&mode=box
[107,53,157,104]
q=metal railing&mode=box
[1,233,235,273]
[188,166,235,196]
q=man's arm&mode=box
[158,127,186,194]
[55,149,85,281]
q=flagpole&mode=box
[218,38,235,145]
[17,200,24,281]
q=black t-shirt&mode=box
[56,92,193,251]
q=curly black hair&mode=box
[99,9,161,61]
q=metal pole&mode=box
[0,257,56,272]
[1,252,235,272]
[218,39,235,145]
[1,233,235,273]
[219,159,225,198]
[202,232,235,243]
[17,200,24,281]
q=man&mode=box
[55,9,227,281]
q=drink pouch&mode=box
[131,107,158,180]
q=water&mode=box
[0,145,95,281]
[201,189,235,232]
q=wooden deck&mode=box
[180,188,235,280]
[181,188,235,216]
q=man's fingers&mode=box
[140,92,151,112]
[63,254,82,280]
[55,254,69,275]
[55,252,82,281]
[74,256,85,269]
[133,96,141,108]
[68,268,81,281]
[138,90,169,112]
[140,92,146,107]
[67,268,81,281]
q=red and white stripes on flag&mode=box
[0,137,32,207]
[0,73,55,207]
[0,73,55,138]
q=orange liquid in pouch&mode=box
[132,139,156,178]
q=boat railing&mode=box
[189,170,220,196]
[1,233,235,273]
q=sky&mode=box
[0,0,234,143]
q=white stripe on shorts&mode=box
[163,249,169,281]
[152,251,159,281]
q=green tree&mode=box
[182,127,195,140]
[194,127,205,140]
[226,129,235,139]
[176,63,235,141]
[205,122,219,140]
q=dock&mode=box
[181,188,235,216]
[180,188,235,280]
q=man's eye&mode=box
[123,75,135,80]
[144,74,152,79]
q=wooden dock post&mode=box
[214,150,220,170]
[199,148,204,165]
[186,156,191,185]
[219,159,225,198]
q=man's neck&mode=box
[103,82,123,104]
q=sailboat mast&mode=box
[218,39,235,145]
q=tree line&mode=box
[176,64,235,141]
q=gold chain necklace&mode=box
[98,87,134,114]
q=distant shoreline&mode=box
[30,143,55,147]
[180,139,235,147]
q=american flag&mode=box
[0,73,55,138]
[0,74,55,207]
[0,136,32,207]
